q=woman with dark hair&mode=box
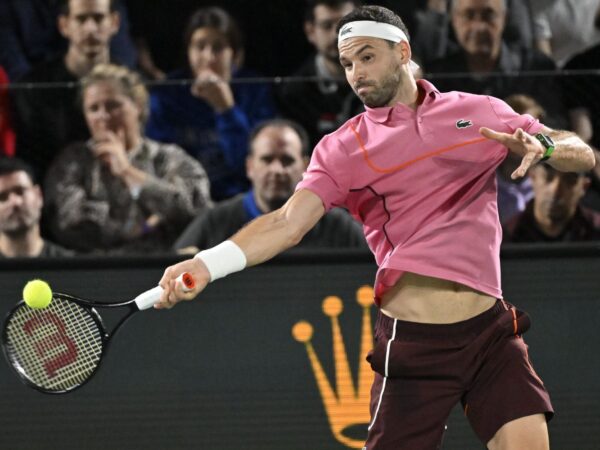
[146,7,275,201]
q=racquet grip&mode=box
[134,272,196,310]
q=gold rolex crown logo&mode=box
[292,286,374,449]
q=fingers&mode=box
[155,260,208,310]
[511,151,538,179]
[479,127,511,143]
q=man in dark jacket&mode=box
[504,163,600,242]
[174,119,366,251]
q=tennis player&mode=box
[157,6,595,449]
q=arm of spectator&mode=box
[533,10,552,57]
[215,80,275,173]
[569,108,593,144]
[132,143,212,224]
[44,147,131,250]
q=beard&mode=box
[1,208,39,236]
[1,218,33,237]
[354,60,403,108]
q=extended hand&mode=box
[480,127,546,179]
[155,257,211,309]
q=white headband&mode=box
[338,21,420,73]
[338,20,409,43]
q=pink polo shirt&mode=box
[296,79,543,305]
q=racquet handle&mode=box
[134,272,195,310]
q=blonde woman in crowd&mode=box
[45,64,212,253]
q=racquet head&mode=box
[2,294,107,394]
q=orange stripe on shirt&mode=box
[349,122,488,174]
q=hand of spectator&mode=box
[191,69,235,113]
[155,257,211,309]
[480,127,546,179]
[91,129,131,177]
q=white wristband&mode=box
[194,240,247,282]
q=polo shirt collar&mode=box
[364,79,441,123]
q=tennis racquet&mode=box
[2,273,195,394]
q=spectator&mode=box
[412,0,535,66]
[426,0,566,128]
[563,45,600,149]
[0,157,72,257]
[533,0,600,67]
[562,43,600,212]
[174,119,366,252]
[0,0,137,82]
[11,0,124,181]
[0,67,16,156]
[497,94,544,224]
[146,7,275,201]
[45,64,212,254]
[277,0,363,149]
[504,164,600,242]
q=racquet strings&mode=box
[5,297,103,392]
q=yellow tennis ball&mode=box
[23,279,53,309]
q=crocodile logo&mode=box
[456,119,473,129]
[340,26,353,36]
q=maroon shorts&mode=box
[364,300,553,450]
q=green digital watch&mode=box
[535,133,555,161]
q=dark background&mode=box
[123,0,424,76]
[0,245,599,449]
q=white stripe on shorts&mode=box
[368,318,398,431]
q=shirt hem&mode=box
[375,260,503,306]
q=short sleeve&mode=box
[295,133,352,211]
[486,96,545,135]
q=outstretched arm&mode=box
[480,126,596,179]
[156,189,325,309]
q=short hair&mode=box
[183,7,244,59]
[450,0,507,13]
[0,157,36,184]
[80,64,149,124]
[304,0,362,23]
[336,5,411,43]
[248,119,310,157]
[59,0,117,16]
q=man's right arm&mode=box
[156,189,325,308]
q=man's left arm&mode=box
[480,126,596,179]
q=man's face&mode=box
[58,0,119,59]
[339,37,406,108]
[305,3,357,63]
[530,166,589,223]
[0,172,43,236]
[451,0,506,58]
[247,126,307,211]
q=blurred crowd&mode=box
[0,0,599,258]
